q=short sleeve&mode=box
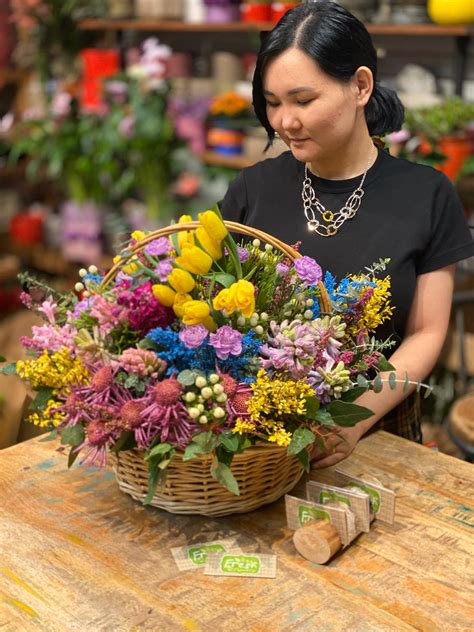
[416,174,474,274]
[218,171,248,223]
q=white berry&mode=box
[195,376,207,388]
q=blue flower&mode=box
[146,327,195,375]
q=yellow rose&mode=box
[114,255,139,275]
[196,226,222,261]
[167,268,195,293]
[173,292,193,318]
[177,214,195,250]
[152,284,176,307]
[131,230,146,242]
[182,300,210,325]
[232,279,255,318]
[198,210,228,241]
[175,246,213,275]
[212,287,236,315]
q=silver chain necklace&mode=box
[302,157,372,237]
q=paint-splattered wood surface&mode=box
[0,430,472,632]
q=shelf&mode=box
[79,19,474,36]
[202,151,255,169]
[79,19,275,32]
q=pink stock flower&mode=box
[209,326,243,360]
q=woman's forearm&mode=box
[352,328,447,437]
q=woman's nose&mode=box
[280,109,302,133]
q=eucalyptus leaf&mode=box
[388,372,397,390]
[372,374,383,394]
[177,369,198,386]
[0,362,17,376]
[403,372,410,393]
[357,374,369,388]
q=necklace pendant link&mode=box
[322,210,334,223]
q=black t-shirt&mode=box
[220,148,474,349]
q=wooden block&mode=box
[293,520,342,564]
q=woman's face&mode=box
[263,48,366,165]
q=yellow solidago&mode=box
[29,399,67,428]
[16,348,89,392]
[268,426,293,447]
[247,369,315,422]
[232,418,257,434]
[352,275,394,334]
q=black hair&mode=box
[253,0,404,145]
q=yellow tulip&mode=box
[198,210,228,241]
[173,292,193,318]
[176,214,195,250]
[167,268,195,293]
[152,284,176,307]
[175,246,213,275]
[131,230,146,242]
[232,279,255,318]
[196,226,222,261]
[114,255,139,275]
[182,300,210,325]
[213,287,236,315]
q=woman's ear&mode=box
[353,66,374,106]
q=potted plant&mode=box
[404,98,474,180]
[207,91,256,155]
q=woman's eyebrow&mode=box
[263,87,316,96]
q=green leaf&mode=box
[144,460,166,504]
[177,369,198,386]
[211,458,240,496]
[29,388,55,411]
[216,444,234,467]
[145,442,172,460]
[182,443,206,461]
[376,357,396,372]
[68,448,80,468]
[372,374,383,394]
[111,430,135,453]
[296,448,310,473]
[341,386,367,403]
[304,396,320,420]
[288,428,316,456]
[316,409,336,425]
[388,372,397,390]
[219,432,240,453]
[327,401,374,427]
[191,431,219,451]
[424,385,433,399]
[0,362,17,375]
[403,372,410,393]
[0,356,5,362]
[357,374,369,388]
[210,273,236,288]
[60,424,85,447]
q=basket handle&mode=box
[100,220,330,312]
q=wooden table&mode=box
[1,431,473,631]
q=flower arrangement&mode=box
[3,209,410,501]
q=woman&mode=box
[219,1,474,468]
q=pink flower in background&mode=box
[105,80,128,104]
[172,172,200,197]
[37,297,58,324]
[0,113,14,135]
[50,92,72,119]
[118,114,135,138]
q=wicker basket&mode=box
[109,443,312,517]
[103,220,329,516]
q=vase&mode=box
[428,0,474,25]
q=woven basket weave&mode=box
[109,443,311,517]
[103,220,329,516]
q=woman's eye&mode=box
[297,99,314,106]
[266,101,279,108]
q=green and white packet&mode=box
[204,552,277,578]
[171,538,241,571]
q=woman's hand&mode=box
[310,425,363,469]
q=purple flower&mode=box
[179,324,209,349]
[294,256,322,284]
[146,237,174,257]
[155,258,173,282]
[276,263,290,276]
[209,325,243,360]
[238,246,249,262]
